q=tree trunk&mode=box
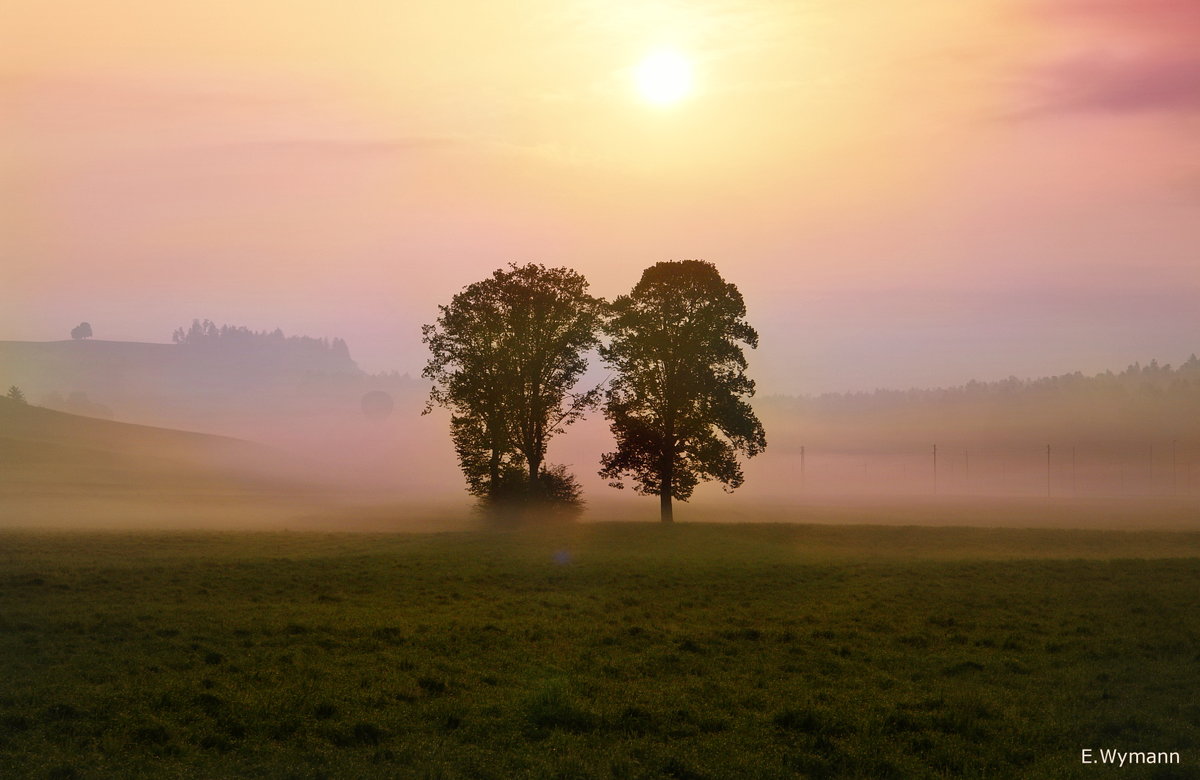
[660,491,673,523]
[660,447,674,523]
[526,416,542,491]
[528,454,542,491]
[488,448,501,499]
[660,459,674,523]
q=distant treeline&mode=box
[764,356,1200,450]
[779,356,1200,412]
[171,320,352,361]
[169,319,357,379]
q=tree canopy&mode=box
[422,263,602,516]
[70,322,92,340]
[599,260,766,522]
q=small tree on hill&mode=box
[599,260,766,522]
[70,322,92,340]
[6,386,27,404]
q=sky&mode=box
[2,0,1198,393]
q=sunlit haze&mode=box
[635,51,693,105]
[3,0,1198,393]
[2,7,1198,774]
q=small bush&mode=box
[481,464,585,522]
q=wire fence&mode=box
[782,441,1197,499]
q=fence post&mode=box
[1173,439,1177,497]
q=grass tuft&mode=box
[524,684,599,734]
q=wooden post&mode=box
[1173,439,1178,497]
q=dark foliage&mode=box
[69,322,92,340]
[423,264,602,516]
[483,464,585,521]
[166,320,359,379]
[599,260,765,521]
[171,319,351,361]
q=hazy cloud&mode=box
[1038,0,1200,34]
[1023,0,1200,115]
[1027,55,1200,115]
[209,137,464,157]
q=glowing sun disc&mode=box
[635,51,693,105]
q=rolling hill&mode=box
[0,397,329,527]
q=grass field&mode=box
[2,523,1200,779]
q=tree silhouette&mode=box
[5,386,26,404]
[168,320,358,373]
[423,263,602,513]
[70,322,92,340]
[599,260,766,522]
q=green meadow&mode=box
[2,523,1199,779]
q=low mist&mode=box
[2,333,1198,531]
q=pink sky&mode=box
[3,0,1198,392]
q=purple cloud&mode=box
[1029,54,1200,114]
[1038,0,1200,35]
[1024,0,1200,115]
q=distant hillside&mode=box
[0,335,419,432]
[0,396,296,496]
[0,330,360,393]
[761,356,1200,452]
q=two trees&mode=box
[423,260,765,522]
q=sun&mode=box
[635,50,693,106]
